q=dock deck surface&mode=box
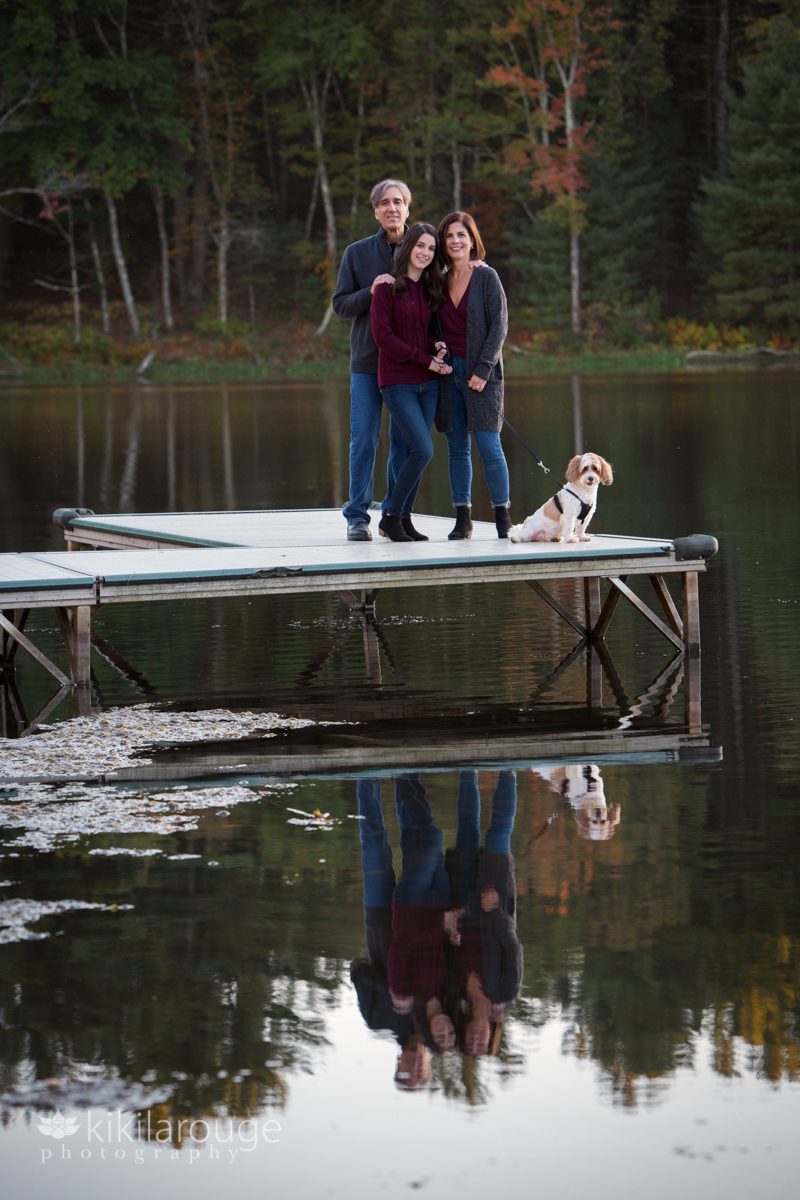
[1,509,709,714]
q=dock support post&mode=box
[682,571,701,657]
[55,606,92,688]
[584,578,602,636]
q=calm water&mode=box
[0,373,798,1199]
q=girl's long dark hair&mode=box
[391,222,446,310]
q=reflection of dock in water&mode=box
[104,727,720,786]
[1,507,716,737]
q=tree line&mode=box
[1,0,798,350]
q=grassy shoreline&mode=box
[0,346,689,385]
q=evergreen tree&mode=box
[698,15,800,334]
[582,140,663,310]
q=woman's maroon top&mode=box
[370,277,435,388]
[438,275,471,358]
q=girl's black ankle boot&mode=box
[402,516,428,541]
[379,513,413,543]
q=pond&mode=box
[0,371,798,1199]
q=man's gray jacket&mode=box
[332,229,398,374]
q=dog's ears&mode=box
[565,455,582,483]
[600,458,614,485]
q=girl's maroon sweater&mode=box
[370,277,436,388]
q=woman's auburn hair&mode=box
[390,221,446,309]
[437,211,486,262]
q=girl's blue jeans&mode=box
[380,380,438,517]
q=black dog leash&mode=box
[502,417,552,477]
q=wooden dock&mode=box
[0,508,716,728]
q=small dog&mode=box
[508,452,613,543]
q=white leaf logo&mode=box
[36,1111,81,1139]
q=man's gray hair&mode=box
[370,179,412,208]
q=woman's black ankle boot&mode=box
[379,513,413,543]
[494,505,512,539]
[402,516,428,541]
[448,505,473,541]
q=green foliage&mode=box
[2,0,799,352]
[698,15,800,333]
[504,207,572,331]
[582,140,664,308]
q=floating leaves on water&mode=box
[0,782,278,854]
[0,897,134,944]
[286,806,339,831]
[88,847,162,858]
[0,704,320,783]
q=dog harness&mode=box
[553,488,593,523]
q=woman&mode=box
[436,212,512,539]
[370,222,452,543]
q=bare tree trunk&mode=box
[261,91,287,218]
[561,75,582,337]
[215,213,230,327]
[348,81,365,236]
[305,166,320,241]
[172,171,189,309]
[315,300,334,337]
[104,189,140,338]
[83,197,110,334]
[715,0,730,173]
[188,158,209,308]
[151,183,174,331]
[451,140,462,211]
[570,229,582,336]
[66,204,81,345]
[302,75,337,294]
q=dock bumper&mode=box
[53,507,95,529]
[672,534,718,561]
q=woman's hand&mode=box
[433,341,448,360]
[429,358,453,375]
[467,374,486,391]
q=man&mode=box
[332,179,411,541]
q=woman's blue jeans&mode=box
[380,380,438,517]
[445,357,510,507]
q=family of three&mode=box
[332,178,513,544]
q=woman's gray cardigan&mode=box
[435,265,508,434]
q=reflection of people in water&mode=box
[351,770,524,1087]
[350,779,412,1046]
[531,763,621,840]
[447,770,523,1057]
[350,774,455,1089]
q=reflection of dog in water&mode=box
[532,763,621,840]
